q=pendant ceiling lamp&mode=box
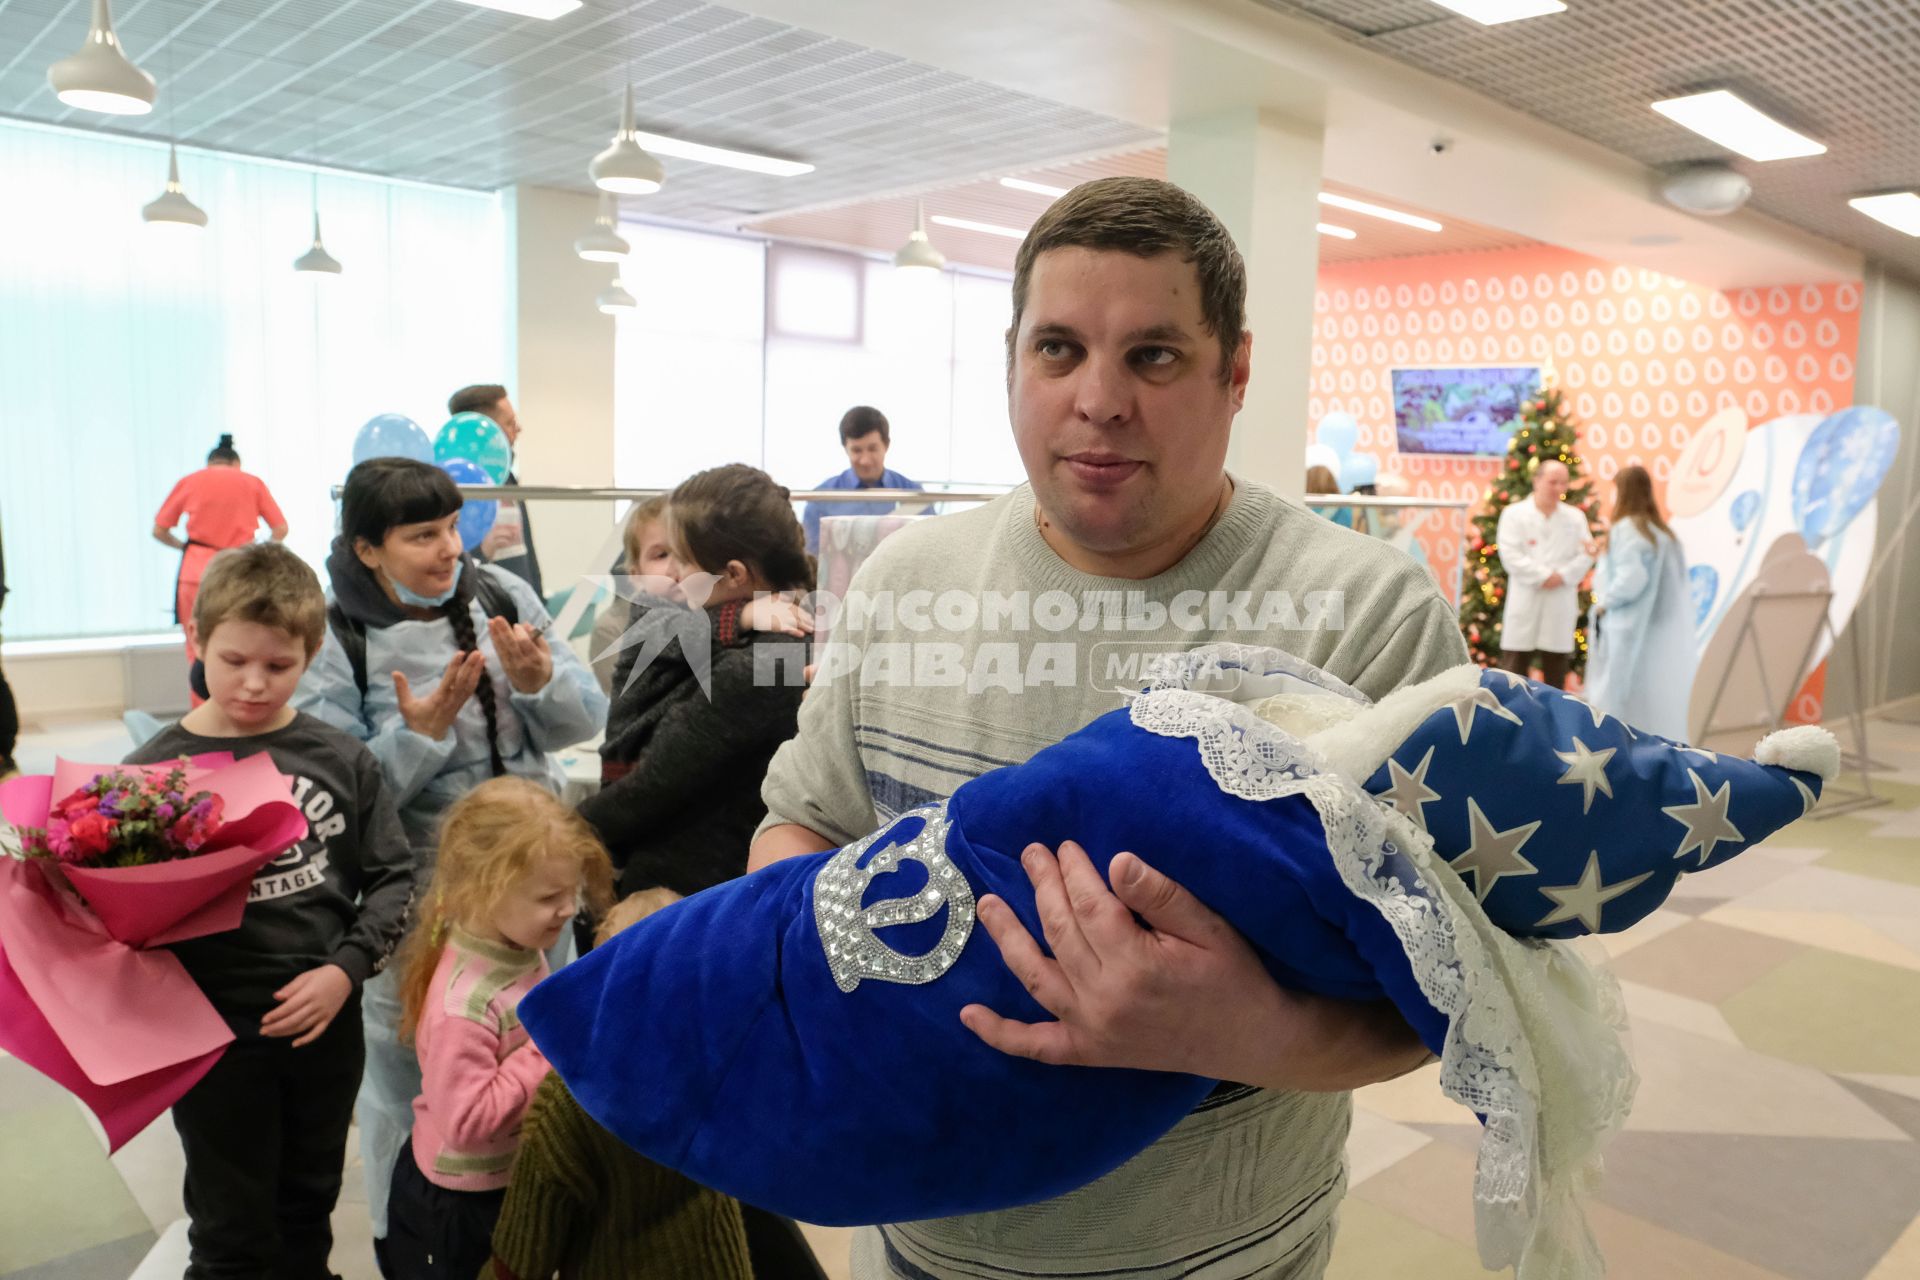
[574,192,632,262]
[293,199,342,275]
[596,277,637,314]
[590,85,664,195]
[48,0,156,114]
[142,20,204,232]
[892,201,945,274]
[142,143,207,229]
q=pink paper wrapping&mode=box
[0,751,310,1148]
[0,859,228,1150]
[6,751,308,947]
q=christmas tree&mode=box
[1459,385,1604,674]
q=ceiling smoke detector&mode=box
[1659,164,1753,217]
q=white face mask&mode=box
[391,557,463,608]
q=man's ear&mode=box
[1228,331,1253,411]
[185,620,202,661]
[725,559,753,588]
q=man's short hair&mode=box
[1008,176,1247,385]
[448,384,509,419]
[839,406,889,446]
[192,543,327,658]
[837,412,887,452]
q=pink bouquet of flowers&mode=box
[21,759,227,868]
[0,753,309,1148]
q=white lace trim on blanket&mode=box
[1130,682,1636,1280]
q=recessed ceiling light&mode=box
[1317,192,1442,231]
[1429,0,1566,25]
[633,130,811,177]
[1000,177,1068,198]
[1650,90,1825,162]
[930,215,1027,240]
[1316,223,1358,240]
[451,0,584,18]
[1849,192,1920,236]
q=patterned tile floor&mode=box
[4,712,1918,1279]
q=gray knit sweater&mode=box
[759,477,1468,1280]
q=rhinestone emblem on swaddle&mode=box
[813,804,974,992]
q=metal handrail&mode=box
[328,484,1465,509]
[1301,495,1470,509]
[330,485,1011,503]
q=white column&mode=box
[502,185,619,605]
[1169,108,1324,499]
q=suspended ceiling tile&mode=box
[1257,0,1920,279]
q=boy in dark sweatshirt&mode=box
[125,542,414,1280]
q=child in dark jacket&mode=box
[124,542,414,1280]
[579,464,812,897]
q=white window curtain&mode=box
[611,223,766,490]
[0,119,504,643]
[611,224,1022,495]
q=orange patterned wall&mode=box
[1310,245,1863,588]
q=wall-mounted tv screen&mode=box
[1392,365,1541,456]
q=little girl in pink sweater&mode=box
[383,778,613,1280]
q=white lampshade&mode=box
[293,210,342,275]
[574,192,631,262]
[48,0,155,115]
[893,201,945,274]
[596,278,637,313]
[142,143,207,229]
[590,86,664,195]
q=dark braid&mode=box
[443,589,508,778]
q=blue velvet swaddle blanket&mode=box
[521,644,1835,1264]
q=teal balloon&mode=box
[435,412,513,484]
[353,414,433,466]
[1317,413,1360,459]
[440,457,498,552]
[1341,451,1380,489]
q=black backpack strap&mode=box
[470,563,520,627]
[327,600,370,699]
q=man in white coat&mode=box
[1496,459,1592,688]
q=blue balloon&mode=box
[440,457,498,552]
[1689,564,1720,629]
[1317,413,1360,459]
[352,413,433,466]
[1791,406,1900,546]
[1341,451,1380,490]
[1729,489,1761,533]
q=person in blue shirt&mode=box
[801,406,926,553]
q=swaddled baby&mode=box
[522,644,1835,1278]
